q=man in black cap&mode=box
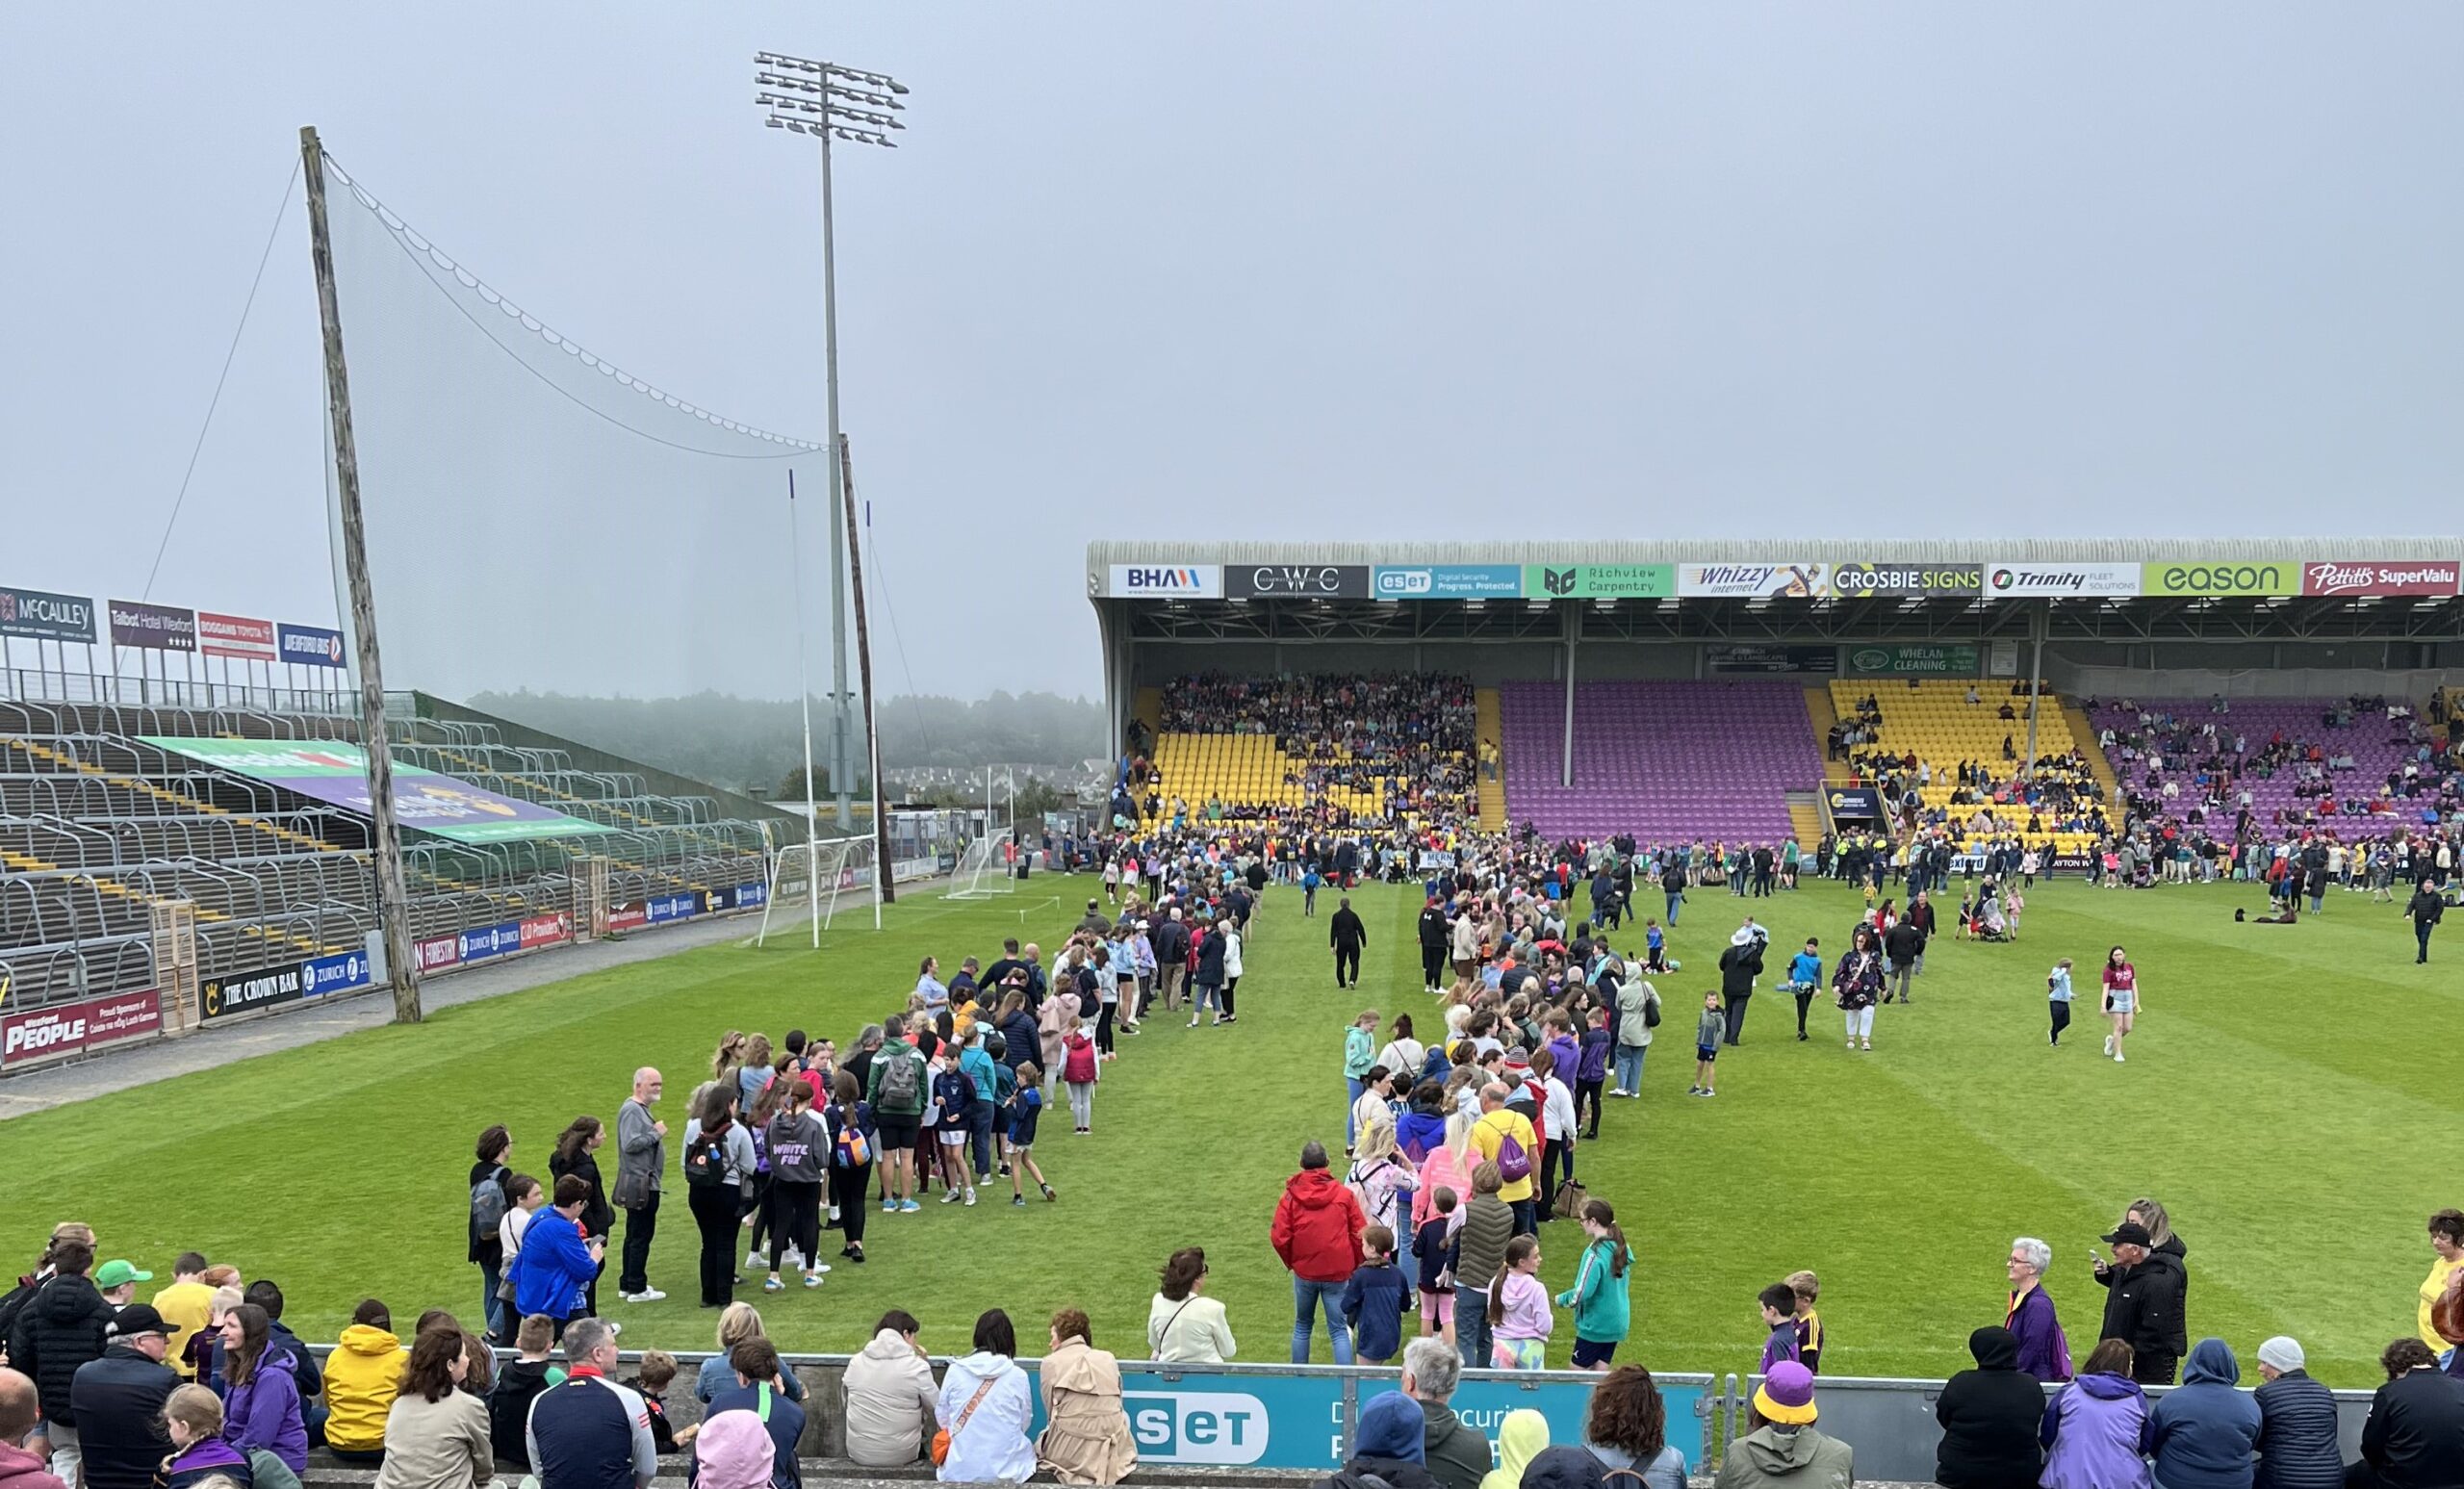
[2095,1221,2187,1385]
[66,1302,175,1489]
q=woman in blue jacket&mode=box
[2144,1337,2262,1489]
[509,1174,603,1332]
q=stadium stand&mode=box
[1143,672,1477,826]
[2089,695,2457,834]
[1499,680,1821,843]
[0,697,773,1030]
[1828,680,2112,858]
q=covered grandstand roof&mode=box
[1089,536,2461,568]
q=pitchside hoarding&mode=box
[278,623,348,668]
[0,989,164,1070]
[196,611,278,662]
[0,585,97,643]
[2300,561,2461,598]
[139,737,615,844]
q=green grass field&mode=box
[5,870,2455,1385]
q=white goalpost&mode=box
[944,834,1017,901]
[756,836,874,946]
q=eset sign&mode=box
[1106,565,1223,599]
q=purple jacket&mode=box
[163,1437,251,1489]
[2007,1285,2071,1381]
[1576,1029,1612,1084]
[223,1352,307,1472]
[1547,1034,1580,1084]
[1759,1322,1801,1376]
[2039,1372,2151,1489]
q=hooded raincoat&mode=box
[1479,1408,1549,1489]
[935,1349,1035,1484]
[2039,1372,2152,1489]
[2146,1339,2262,1489]
[1934,1326,2047,1489]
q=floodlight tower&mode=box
[755,52,906,835]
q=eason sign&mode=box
[1224,565,1370,600]
[2301,561,2461,598]
[1848,643,1981,676]
[1106,565,1222,600]
[1372,564,1524,600]
[2143,560,2298,598]
[1676,563,1830,598]
[0,989,162,1071]
[1522,564,1676,600]
[1832,562,1984,596]
[1985,562,2141,598]
[0,585,96,643]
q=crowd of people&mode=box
[1137,672,1479,826]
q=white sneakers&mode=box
[622,1289,664,1304]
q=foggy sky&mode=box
[5,5,2458,701]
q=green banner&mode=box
[2140,560,2299,597]
[1522,563,1676,600]
[1845,644,1981,676]
[140,737,616,844]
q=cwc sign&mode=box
[2142,561,2297,598]
[2301,561,2460,598]
[1106,564,1223,599]
[1225,565,1369,600]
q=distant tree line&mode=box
[467,688,1106,795]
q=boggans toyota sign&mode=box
[2301,561,2461,599]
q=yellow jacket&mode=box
[322,1324,408,1451]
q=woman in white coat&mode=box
[937,1308,1036,1483]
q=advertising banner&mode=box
[1846,643,1981,676]
[2300,561,2461,598]
[0,585,97,643]
[1984,562,2141,599]
[644,891,705,925]
[139,737,615,845]
[278,623,348,669]
[1371,564,1524,600]
[518,913,571,951]
[201,962,307,1022]
[299,949,373,1000]
[1706,644,1838,675]
[1522,564,1676,600]
[1451,1375,1710,1475]
[1224,564,1370,600]
[1676,563,1830,598]
[1826,786,1887,822]
[195,611,277,662]
[1831,562,1984,597]
[1106,565,1223,600]
[0,989,162,1070]
[459,921,522,964]
[605,901,651,933]
[2142,560,2299,598]
[415,935,463,973]
[109,599,197,652]
[1086,1369,1347,1469]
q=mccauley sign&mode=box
[2301,561,2461,599]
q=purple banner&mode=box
[109,599,196,653]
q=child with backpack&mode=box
[824,1071,876,1264]
[1063,1023,1100,1135]
[1005,1063,1057,1204]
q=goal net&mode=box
[945,835,1017,901]
[756,835,875,946]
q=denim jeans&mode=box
[478,1260,504,1340]
[1454,1282,1495,1369]
[1292,1276,1354,1364]
[1665,892,1682,924]
[1346,1077,1367,1145]
[1612,1044,1646,1094]
[969,1106,997,1181]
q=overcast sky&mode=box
[5,6,2458,700]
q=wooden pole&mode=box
[300,127,420,1023]
[839,435,892,912]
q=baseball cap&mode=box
[94,1260,153,1288]
[112,1302,170,1338]
[2102,1222,2153,1247]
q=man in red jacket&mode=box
[1270,1141,1366,1365]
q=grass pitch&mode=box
[3,871,2453,1385]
